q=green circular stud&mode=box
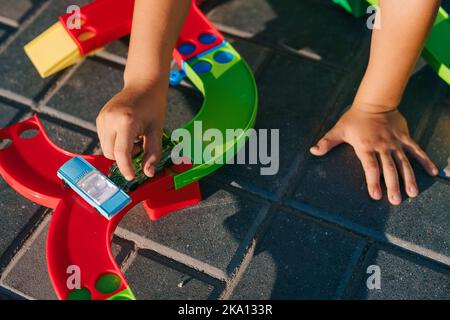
[67,288,91,300]
[95,273,122,294]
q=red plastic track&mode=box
[0,116,201,299]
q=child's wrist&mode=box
[351,100,398,114]
[123,75,168,94]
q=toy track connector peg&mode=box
[169,69,187,86]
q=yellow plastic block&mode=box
[24,22,82,78]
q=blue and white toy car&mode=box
[57,156,131,219]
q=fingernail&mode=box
[392,194,402,204]
[372,190,382,200]
[432,167,439,175]
[145,165,155,177]
[409,186,418,196]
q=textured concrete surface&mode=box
[0,0,449,300]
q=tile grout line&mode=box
[114,226,228,282]
[334,240,369,299]
[0,210,51,282]
[225,204,272,277]
[36,60,86,108]
[284,200,450,269]
[0,0,52,54]
[0,89,37,109]
[219,239,257,300]
[0,284,34,300]
[0,16,19,29]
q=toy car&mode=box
[57,156,131,219]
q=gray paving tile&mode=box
[46,57,124,123]
[165,86,203,132]
[0,175,40,261]
[226,36,271,73]
[208,0,367,66]
[1,224,56,300]
[231,210,362,299]
[0,0,90,100]
[118,180,265,271]
[125,254,215,300]
[0,100,27,129]
[1,223,131,300]
[291,147,450,256]
[37,114,98,154]
[402,67,449,136]
[344,247,450,299]
[424,97,450,177]
[0,293,11,300]
[216,53,341,195]
[104,37,129,58]
[288,67,450,257]
[0,24,14,42]
[0,0,45,24]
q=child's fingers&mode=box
[114,129,136,181]
[310,128,343,156]
[142,130,162,177]
[402,139,438,176]
[355,149,382,200]
[379,152,402,205]
[392,149,418,198]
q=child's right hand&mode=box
[310,105,438,205]
[96,83,167,181]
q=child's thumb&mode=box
[310,129,343,156]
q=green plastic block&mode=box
[423,8,450,85]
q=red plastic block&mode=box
[0,116,201,299]
[173,1,225,64]
[60,0,135,56]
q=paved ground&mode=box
[0,0,449,300]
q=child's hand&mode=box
[310,106,438,205]
[96,83,166,181]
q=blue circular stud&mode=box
[214,51,234,64]
[178,42,196,55]
[198,33,217,45]
[169,70,186,86]
[192,61,212,74]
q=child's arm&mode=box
[96,0,191,181]
[311,0,440,205]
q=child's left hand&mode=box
[310,105,438,205]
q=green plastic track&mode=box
[332,0,450,85]
[173,42,258,189]
[107,287,136,300]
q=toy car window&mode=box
[77,171,119,205]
